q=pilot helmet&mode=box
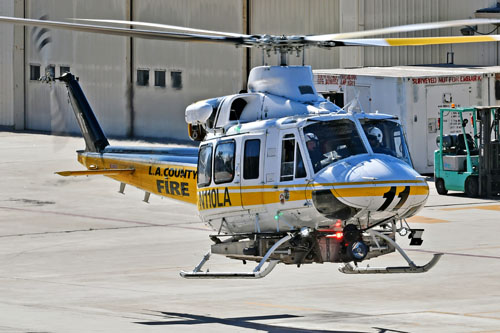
[368,127,383,143]
[305,132,318,143]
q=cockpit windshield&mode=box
[304,119,367,173]
[360,119,412,165]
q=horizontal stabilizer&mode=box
[56,169,135,177]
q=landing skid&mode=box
[339,230,443,274]
[180,234,291,279]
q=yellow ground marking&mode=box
[378,310,500,322]
[423,310,500,321]
[448,245,500,252]
[464,310,500,320]
[441,204,500,211]
[406,216,449,224]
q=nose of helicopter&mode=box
[311,155,429,220]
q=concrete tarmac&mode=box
[1,130,500,332]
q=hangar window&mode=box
[214,140,235,184]
[30,64,40,81]
[155,70,166,87]
[60,66,70,76]
[197,144,213,187]
[171,71,182,90]
[137,69,149,86]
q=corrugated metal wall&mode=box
[25,0,130,136]
[340,0,499,68]
[250,0,340,69]
[0,1,14,127]
[133,0,244,139]
[3,0,500,139]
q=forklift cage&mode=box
[435,106,500,197]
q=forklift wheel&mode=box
[435,178,448,195]
[465,176,479,198]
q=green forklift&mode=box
[434,106,500,197]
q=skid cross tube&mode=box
[180,234,292,279]
[339,230,443,274]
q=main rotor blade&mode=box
[335,35,500,47]
[306,18,500,42]
[0,16,244,45]
[73,18,251,38]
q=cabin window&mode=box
[171,71,182,90]
[244,139,260,179]
[30,64,40,81]
[280,135,295,181]
[60,66,70,76]
[137,69,149,86]
[214,140,235,184]
[197,144,213,187]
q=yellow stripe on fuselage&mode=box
[331,185,429,197]
[196,182,429,211]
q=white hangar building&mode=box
[1,0,500,143]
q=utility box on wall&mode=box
[313,66,500,174]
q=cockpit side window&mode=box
[280,134,307,181]
[304,119,367,173]
[214,140,236,184]
[280,135,295,181]
[197,144,213,187]
[295,144,307,178]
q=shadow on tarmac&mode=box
[135,311,367,332]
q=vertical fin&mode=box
[59,73,109,152]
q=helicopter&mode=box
[2,15,500,279]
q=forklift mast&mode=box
[477,107,500,197]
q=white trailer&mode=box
[313,66,500,174]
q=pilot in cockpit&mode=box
[305,132,323,171]
[367,127,394,156]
